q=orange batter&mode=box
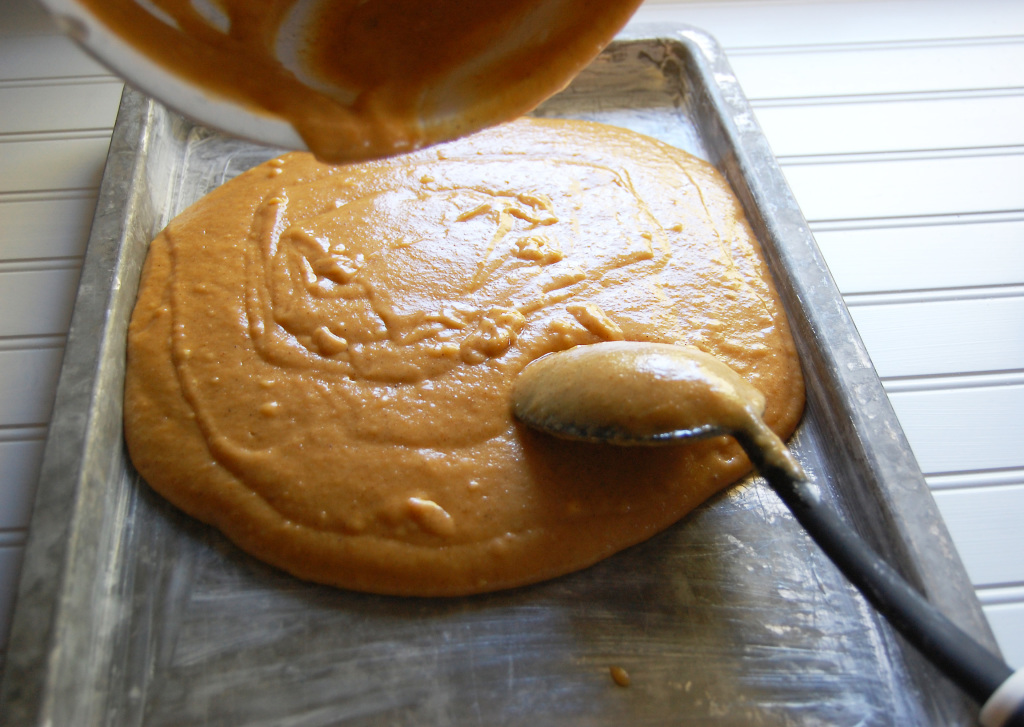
[124,118,805,596]
[73,0,643,161]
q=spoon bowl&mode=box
[513,342,767,445]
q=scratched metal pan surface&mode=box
[2,26,997,727]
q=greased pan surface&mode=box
[2,27,996,726]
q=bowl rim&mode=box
[38,0,307,151]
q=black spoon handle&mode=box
[738,433,1024,726]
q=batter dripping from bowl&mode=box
[53,0,644,161]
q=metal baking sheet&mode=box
[2,26,999,726]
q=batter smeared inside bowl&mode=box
[124,118,804,595]
[70,0,643,161]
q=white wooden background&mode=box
[1,0,1022,681]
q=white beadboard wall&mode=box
[1,0,1022,684]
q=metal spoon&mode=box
[513,341,1024,727]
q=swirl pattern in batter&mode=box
[124,118,804,595]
